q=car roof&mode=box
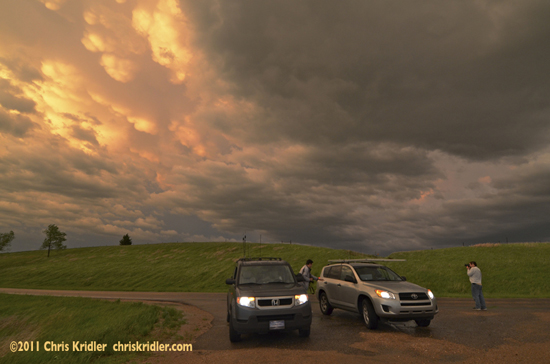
[324,262,385,268]
[237,257,288,266]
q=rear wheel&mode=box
[319,291,333,315]
[415,319,431,327]
[361,299,379,330]
[229,319,241,342]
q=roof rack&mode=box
[328,259,406,264]
[238,257,282,262]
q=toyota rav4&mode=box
[317,259,438,329]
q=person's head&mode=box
[306,259,313,268]
[469,261,477,267]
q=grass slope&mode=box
[0,243,370,292]
[386,243,550,298]
[0,294,185,364]
[1,242,549,298]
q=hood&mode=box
[236,283,306,297]
[363,280,428,292]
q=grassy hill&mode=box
[386,242,550,298]
[1,242,549,298]
[0,242,370,292]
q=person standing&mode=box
[467,261,487,310]
[300,259,322,292]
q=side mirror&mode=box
[226,278,236,285]
[401,276,407,281]
[344,275,357,284]
[296,273,305,282]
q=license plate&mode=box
[269,320,285,330]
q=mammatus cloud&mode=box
[1,0,549,255]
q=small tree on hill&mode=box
[0,230,15,252]
[41,224,67,257]
[119,234,132,246]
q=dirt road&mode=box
[2,288,549,363]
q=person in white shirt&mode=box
[467,261,487,310]
[300,259,323,292]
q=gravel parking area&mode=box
[2,289,548,363]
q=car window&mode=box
[340,266,354,281]
[325,265,341,279]
[354,266,403,281]
[238,265,295,284]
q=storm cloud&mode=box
[1,0,549,255]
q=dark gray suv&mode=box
[225,257,312,342]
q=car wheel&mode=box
[415,319,431,327]
[229,319,241,342]
[319,291,334,315]
[361,298,379,330]
[298,327,310,337]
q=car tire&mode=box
[298,327,311,337]
[226,310,230,323]
[229,319,241,342]
[415,319,431,327]
[361,298,379,330]
[319,291,334,315]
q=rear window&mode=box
[324,265,342,279]
[354,266,403,281]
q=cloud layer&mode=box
[1,0,550,255]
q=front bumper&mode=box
[232,302,312,334]
[374,298,439,321]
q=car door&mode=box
[336,265,358,309]
[321,265,343,307]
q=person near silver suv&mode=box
[317,259,438,329]
[226,257,312,342]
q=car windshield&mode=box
[354,266,403,282]
[238,265,296,285]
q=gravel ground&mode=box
[146,298,550,364]
[2,289,548,364]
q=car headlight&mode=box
[295,294,308,306]
[237,296,255,308]
[375,290,396,299]
[427,289,435,300]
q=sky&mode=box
[1,0,550,256]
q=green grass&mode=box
[386,243,550,298]
[1,241,549,298]
[0,242,371,292]
[0,294,186,364]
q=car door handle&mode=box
[337,284,342,287]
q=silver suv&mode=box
[317,259,438,329]
[226,257,312,342]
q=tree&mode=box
[119,234,132,246]
[41,224,67,257]
[0,230,15,252]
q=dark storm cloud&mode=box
[71,124,100,146]
[0,57,43,83]
[2,0,550,255]
[186,0,550,160]
[0,108,37,137]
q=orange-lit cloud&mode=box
[132,0,192,83]
[38,0,67,11]
[99,54,138,83]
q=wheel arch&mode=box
[357,294,373,314]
